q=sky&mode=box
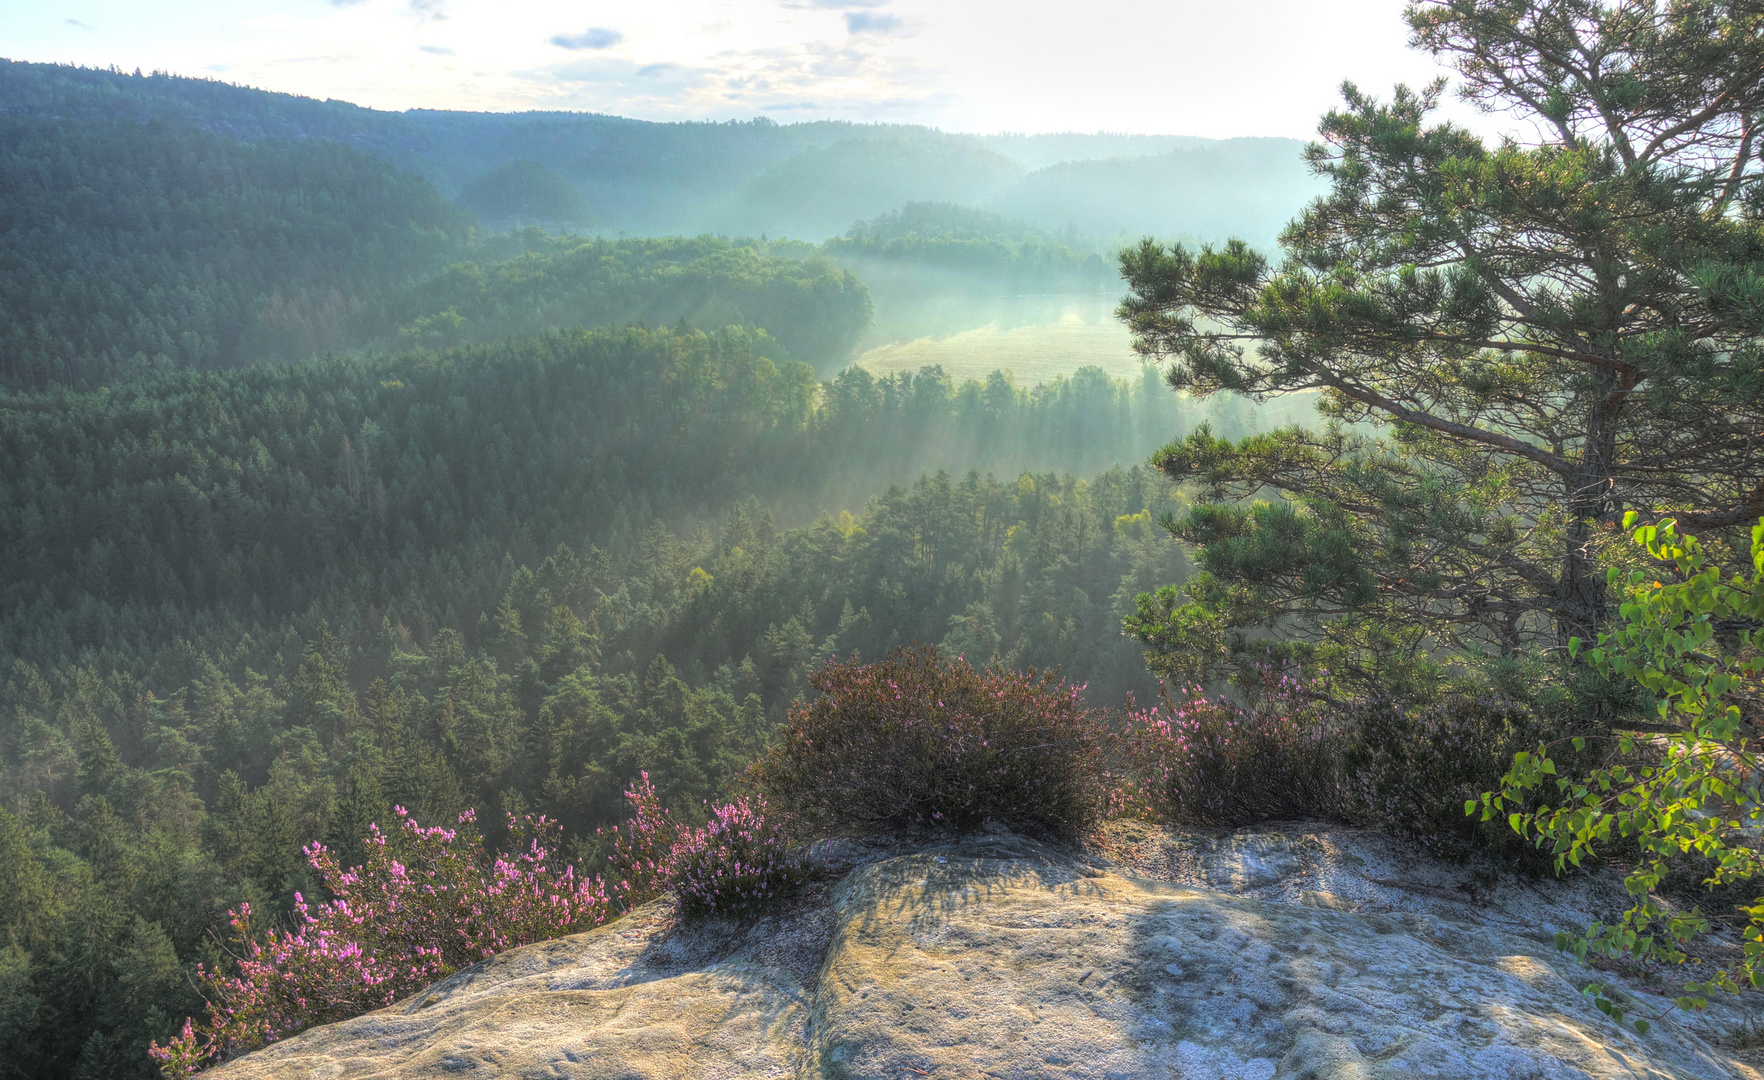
[5,0,1481,138]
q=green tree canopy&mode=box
[1120,0,1764,690]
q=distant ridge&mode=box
[0,58,1321,244]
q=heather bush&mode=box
[753,646,1109,839]
[597,773,680,910]
[151,777,813,1078]
[600,773,812,919]
[1341,694,1595,868]
[150,808,612,1078]
[667,794,815,918]
[1124,669,1348,826]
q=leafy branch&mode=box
[1473,511,1764,1032]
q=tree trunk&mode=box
[1561,370,1621,648]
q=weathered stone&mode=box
[811,831,1756,1079]
[205,905,815,1079]
[209,828,1764,1079]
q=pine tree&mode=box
[1121,0,1764,689]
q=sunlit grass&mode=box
[854,312,1146,384]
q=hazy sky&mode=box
[8,0,1479,137]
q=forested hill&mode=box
[0,102,871,385]
[390,235,871,367]
[0,59,1322,386]
[0,59,1319,244]
[0,325,1217,1076]
[824,202,1117,294]
[0,112,467,383]
[0,326,1206,691]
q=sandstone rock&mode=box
[1094,819,1640,942]
[204,904,816,1080]
[209,828,1764,1079]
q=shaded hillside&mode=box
[0,99,877,384]
[974,131,1218,168]
[988,139,1325,250]
[0,113,467,384]
[0,58,410,151]
[824,202,1115,295]
[455,160,592,229]
[706,137,1025,239]
[393,236,870,370]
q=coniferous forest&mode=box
[0,336,1200,1074]
[0,59,1260,1078]
[8,3,1764,1074]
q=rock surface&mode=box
[210,825,1764,1079]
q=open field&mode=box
[853,309,1147,384]
[849,288,1327,437]
[850,288,1149,384]
[851,301,1324,438]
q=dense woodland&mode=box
[0,312,1224,1075]
[823,202,1115,294]
[0,108,876,385]
[453,161,593,230]
[17,2,1763,1072]
[0,114,466,383]
[391,237,871,368]
[0,325,1212,685]
[0,59,1297,1080]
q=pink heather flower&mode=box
[154,808,614,1077]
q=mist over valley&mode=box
[8,5,1756,1074]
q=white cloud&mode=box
[549,27,623,51]
[516,29,949,122]
[844,11,902,35]
[0,0,1497,139]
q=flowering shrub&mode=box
[597,773,810,919]
[598,773,680,910]
[1124,670,1347,826]
[752,646,1109,839]
[150,808,612,1078]
[151,779,814,1077]
[1341,693,1592,868]
[667,794,815,918]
